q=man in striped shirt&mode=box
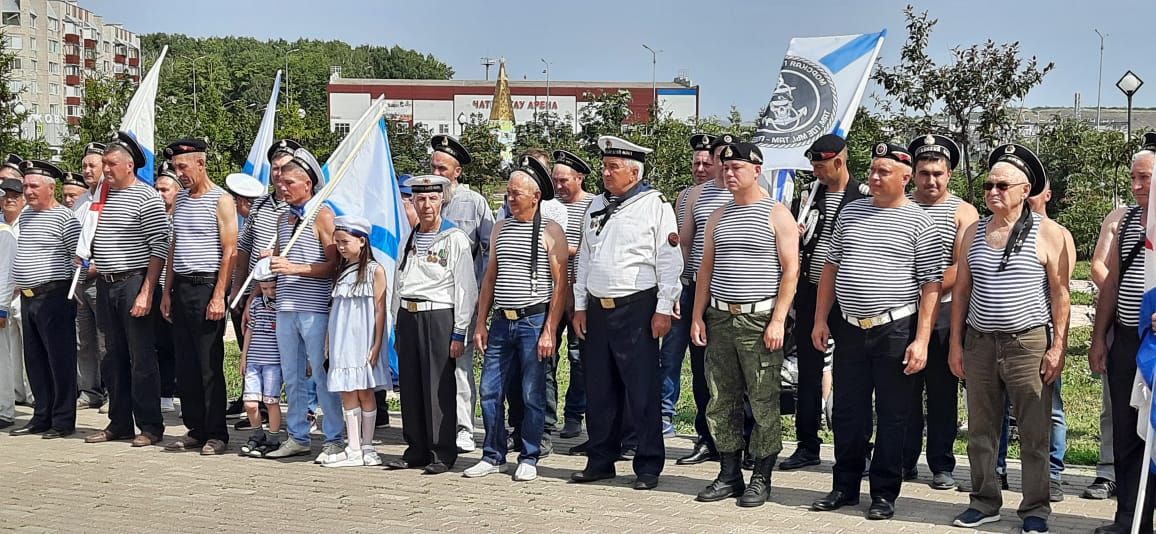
[159,139,238,455]
[83,132,171,448]
[1088,145,1156,534]
[810,142,943,520]
[901,134,979,491]
[73,143,107,411]
[8,161,81,438]
[691,142,799,507]
[466,156,567,482]
[0,168,31,417]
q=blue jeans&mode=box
[277,311,345,446]
[480,312,547,465]
[997,377,1066,480]
[659,286,693,420]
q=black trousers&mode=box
[171,277,228,443]
[21,288,77,432]
[397,308,458,467]
[683,281,715,450]
[151,290,176,398]
[831,315,917,502]
[793,278,829,454]
[583,291,664,476]
[97,272,163,437]
[1108,323,1156,530]
[903,304,958,474]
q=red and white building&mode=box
[326,76,701,137]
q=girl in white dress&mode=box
[322,216,389,467]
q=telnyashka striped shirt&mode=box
[688,181,733,276]
[710,198,780,303]
[238,194,288,270]
[563,195,594,281]
[92,182,170,273]
[414,231,437,258]
[245,295,280,365]
[910,193,963,269]
[1117,206,1145,327]
[276,211,333,314]
[807,191,844,285]
[965,212,1050,332]
[172,185,226,275]
[828,199,943,318]
[493,217,552,309]
[14,205,81,288]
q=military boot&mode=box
[696,451,746,502]
[738,455,777,507]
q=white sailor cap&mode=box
[225,173,266,200]
[334,215,372,239]
[597,135,653,162]
[252,257,276,282]
[402,174,451,194]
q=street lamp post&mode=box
[642,44,662,120]
[284,47,300,110]
[540,58,551,129]
[1115,70,1143,207]
[1094,29,1106,128]
[481,57,497,81]
[178,55,207,126]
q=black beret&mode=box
[689,133,717,152]
[719,143,764,165]
[989,143,1046,197]
[907,133,960,170]
[19,159,64,180]
[267,138,302,162]
[107,131,146,169]
[1143,132,1156,153]
[163,138,208,159]
[0,178,22,194]
[513,154,555,201]
[2,154,23,174]
[431,135,472,166]
[806,134,847,162]
[872,141,913,167]
[709,133,738,152]
[157,161,179,181]
[83,142,106,156]
[552,149,591,175]
[62,172,87,188]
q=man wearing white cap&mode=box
[570,136,683,490]
[223,172,266,350]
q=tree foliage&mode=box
[0,30,51,160]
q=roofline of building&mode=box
[328,77,697,90]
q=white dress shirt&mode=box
[574,188,683,314]
[393,221,479,339]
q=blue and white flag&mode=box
[119,45,167,186]
[753,30,886,171]
[1136,155,1156,474]
[308,97,410,388]
[242,70,281,188]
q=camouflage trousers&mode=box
[704,307,784,458]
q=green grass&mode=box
[1071,290,1094,306]
[1073,260,1092,281]
[224,324,1108,465]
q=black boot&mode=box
[738,456,776,508]
[741,449,755,470]
[696,452,746,502]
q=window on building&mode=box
[439,123,450,134]
[28,12,34,28]
[48,103,60,116]
[66,105,78,117]
[48,61,58,74]
[49,83,58,95]
[48,40,58,54]
[333,122,351,136]
[28,80,37,94]
[6,80,21,93]
[4,35,22,49]
[7,57,18,70]
[48,17,57,32]
[2,12,19,26]
[29,37,35,51]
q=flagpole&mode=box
[1134,422,1155,534]
[229,103,385,308]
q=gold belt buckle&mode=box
[728,303,742,315]
[405,301,418,313]
[503,309,519,320]
[857,317,873,329]
[20,288,33,298]
[599,298,616,309]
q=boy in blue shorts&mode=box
[240,260,283,457]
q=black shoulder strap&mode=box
[998,208,1034,272]
[398,228,418,271]
[1120,207,1144,278]
[530,210,542,296]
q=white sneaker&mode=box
[463,460,505,478]
[322,447,365,468]
[362,449,383,466]
[160,397,176,413]
[314,442,347,464]
[263,438,311,459]
[456,429,476,453]
[513,461,538,482]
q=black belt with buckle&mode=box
[590,286,658,310]
[495,302,549,321]
[20,280,70,299]
[175,271,219,286]
[98,268,146,284]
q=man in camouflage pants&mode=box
[690,142,800,507]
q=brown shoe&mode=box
[163,434,203,451]
[85,430,133,444]
[200,439,227,455]
[131,432,162,447]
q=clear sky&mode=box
[87,0,1155,119]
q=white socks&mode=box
[361,407,377,450]
[344,407,362,451]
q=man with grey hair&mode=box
[73,143,108,411]
[0,155,24,430]
[7,161,81,438]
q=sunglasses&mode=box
[982,181,1028,191]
